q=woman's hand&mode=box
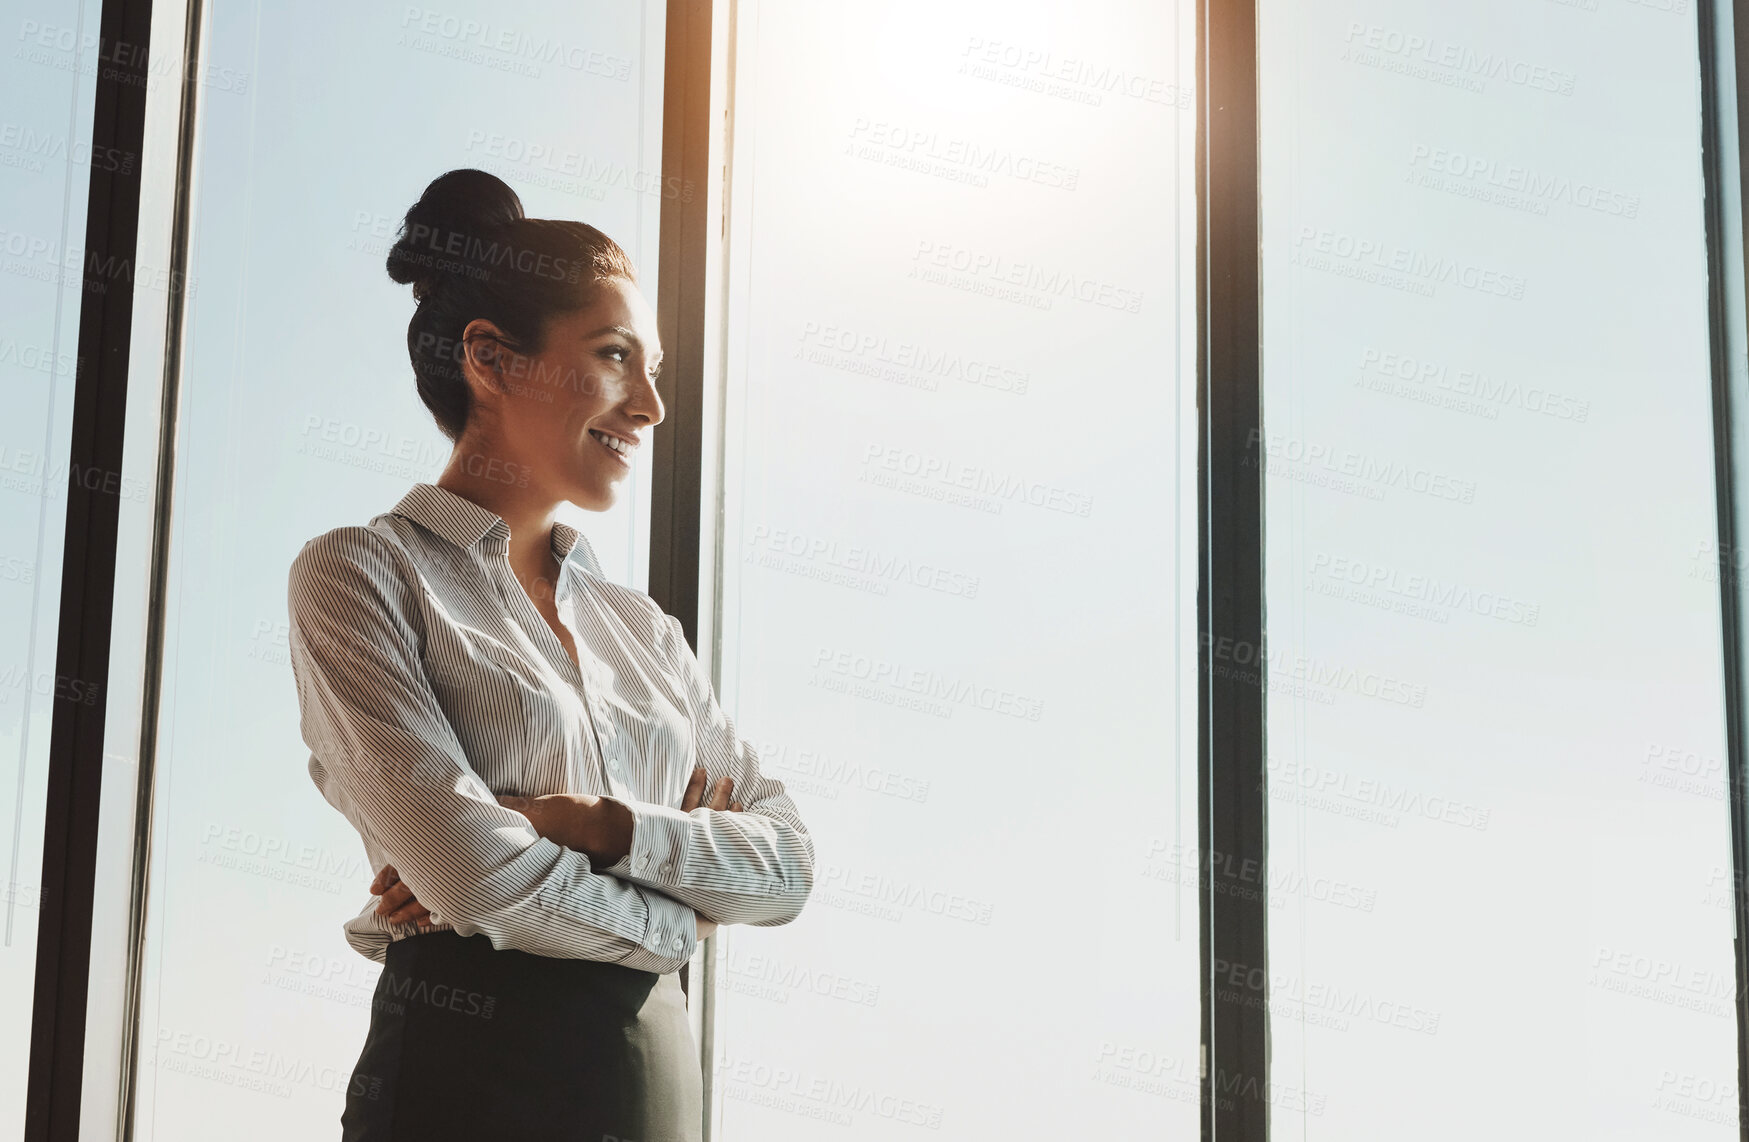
[370,864,434,929]
[682,765,743,813]
[682,768,738,943]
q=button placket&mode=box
[556,579,619,792]
[486,539,613,790]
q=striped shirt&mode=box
[286,482,814,974]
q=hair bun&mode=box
[386,168,526,302]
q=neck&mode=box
[436,445,560,570]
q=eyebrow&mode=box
[585,324,663,360]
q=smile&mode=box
[589,428,636,464]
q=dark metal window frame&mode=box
[1198,0,1268,1138]
[1700,1,1749,1136]
[25,2,1749,1141]
[24,0,157,1137]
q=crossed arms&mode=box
[288,529,814,975]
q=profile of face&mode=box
[455,276,665,513]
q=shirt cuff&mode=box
[616,885,697,973]
[600,796,694,888]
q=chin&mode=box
[568,482,620,513]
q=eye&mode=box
[600,344,630,363]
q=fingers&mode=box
[369,865,398,896]
[681,765,708,811]
[375,880,413,916]
[730,800,743,812]
[684,767,735,812]
[374,878,433,927]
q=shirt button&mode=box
[659,862,673,875]
[607,758,620,773]
[636,854,650,869]
[671,936,685,951]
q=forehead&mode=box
[559,277,661,354]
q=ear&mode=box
[458,318,517,403]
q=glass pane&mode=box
[131,4,668,1136]
[711,1,1199,1137]
[0,0,105,1133]
[1259,3,1737,1138]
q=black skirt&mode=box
[340,929,702,1141]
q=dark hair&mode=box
[385,168,637,440]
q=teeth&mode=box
[590,429,632,456]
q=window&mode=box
[1258,3,1739,1136]
[127,3,670,1135]
[707,1,1199,1134]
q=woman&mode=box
[286,168,814,1141]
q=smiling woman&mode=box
[280,169,815,1140]
[386,169,661,507]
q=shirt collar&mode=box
[390,482,589,569]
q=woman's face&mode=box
[470,276,665,512]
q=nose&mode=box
[628,359,665,428]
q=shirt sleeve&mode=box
[287,527,697,972]
[600,601,816,926]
